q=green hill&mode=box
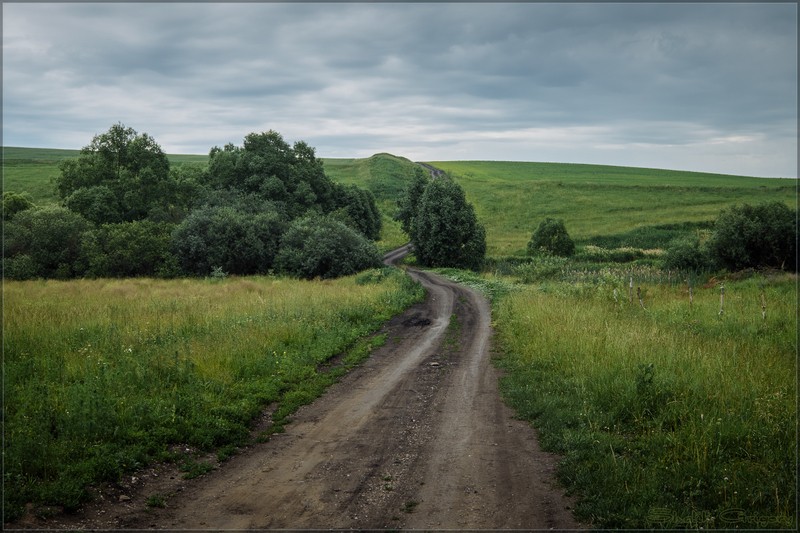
[426,160,796,256]
[4,147,795,258]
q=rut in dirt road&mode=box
[111,246,581,530]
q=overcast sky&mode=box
[3,2,797,178]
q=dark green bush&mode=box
[663,237,712,272]
[171,205,286,276]
[275,216,382,279]
[528,218,575,257]
[707,202,797,271]
[3,191,35,220]
[79,220,179,278]
[3,206,91,278]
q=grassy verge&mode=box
[493,271,796,528]
[3,267,423,521]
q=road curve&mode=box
[61,246,581,530]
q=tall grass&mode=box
[494,273,796,528]
[3,269,423,520]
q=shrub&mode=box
[2,191,35,221]
[663,237,712,272]
[275,216,382,279]
[64,186,123,225]
[171,206,286,276]
[4,206,90,278]
[79,220,179,278]
[707,202,797,271]
[527,218,575,257]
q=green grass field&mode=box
[3,269,423,520]
[427,161,797,256]
[494,272,796,528]
[4,146,797,527]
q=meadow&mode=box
[429,160,797,256]
[3,269,423,520]
[4,147,797,528]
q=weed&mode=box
[146,494,167,508]
[402,500,419,513]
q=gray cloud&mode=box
[2,2,796,177]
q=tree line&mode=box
[4,124,383,280]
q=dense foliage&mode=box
[275,216,382,279]
[527,217,575,257]
[707,201,797,271]
[5,124,382,280]
[397,174,486,270]
[56,123,174,223]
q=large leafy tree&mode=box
[205,131,336,218]
[411,176,486,270]
[57,123,175,222]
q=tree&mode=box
[3,206,90,278]
[332,184,382,240]
[395,167,429,236]
[527,218,575,257]
[57,123,175,222]
[707,201,797,271]
[205,131,336,218]
[411,176,486,270]
[275,216,382,279]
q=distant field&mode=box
[427,160,797,256]
[4,147,796,257]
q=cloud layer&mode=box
[3,2,797,177]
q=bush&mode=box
[707,202,797,271]
[3,206,91,278]
[663,237,712,272]
[275,216,382,279]
[528,218,575,257]
[3,254,39,280]
[79,220,179,278]
[3,192,35,221]
[172,205,286,276]
[64,186,123,225]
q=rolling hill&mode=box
[3,147,795,257]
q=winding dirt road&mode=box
[13,246,581,530]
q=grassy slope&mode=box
[427,160,797,256]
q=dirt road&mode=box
[13,246,581,530]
